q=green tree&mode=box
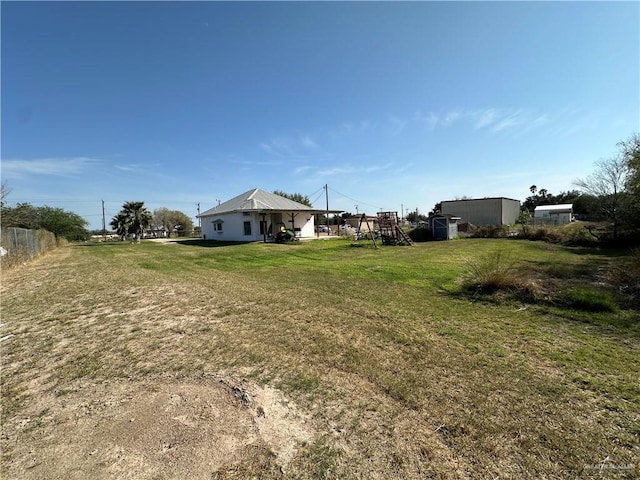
[1,202,88,241]
[170,210,194,236]
[522,186,556,212]
[428,202,442,216]
[153,208,194,237]
[111,201,152,242]
[37,206,88,240]
[406,211,428,224]
[273,190,312,207]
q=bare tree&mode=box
[574,156,629,240]
[0,180,11,206]
[618,133,640,207]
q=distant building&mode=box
[441,197,520,226]
[534,204,574,225]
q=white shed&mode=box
[534,204,574,225]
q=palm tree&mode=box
[111,201,152,242]
[110,212,131,241]
[122,201,152,242]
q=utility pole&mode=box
[325,184,329,234]
[196,203,201,237]
[101,200,106,241]
[401,204,404,225]
[355,205,359,215]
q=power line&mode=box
[310,191,325,207]
[327,186,384,211]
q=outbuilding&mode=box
[533,204,574,225]
[429,214,460,240]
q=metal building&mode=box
[533,204,574,225]
[440,197,520,226]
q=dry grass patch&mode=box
[1,240,639,479]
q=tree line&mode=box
[110,202,194,241]
[0,202,89,241]
[0,187,194,242]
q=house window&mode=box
[212,220,224,232]
[243,221,252,236]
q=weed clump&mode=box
[460,251,541,301]
[606,248,640,307]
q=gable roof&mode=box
[199,188,340,216]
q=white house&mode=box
[199,188,341,242]
[534,204,574,225]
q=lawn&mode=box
[1,238,638,479]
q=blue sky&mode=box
[2,1,638,231]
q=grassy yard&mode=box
[1,238,638,479]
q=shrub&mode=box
[408,228,433,242]
[471,225,508,238]
[607,248,640,305]
[460,250,542,301]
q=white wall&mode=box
[533,208,572,224]
[201,212,315,241]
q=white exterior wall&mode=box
[534,209,572,224]
[201,212,315,242]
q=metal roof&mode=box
[534,204,573,212]
[441,197,521,203]
[199,188,342,216]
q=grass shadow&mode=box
[174,239,251,248]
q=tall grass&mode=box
[460,250,542,301]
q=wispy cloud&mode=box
[416,108,550,135]
[1,156,100,178]
[472,109,500,130]
[489,109,527,132]
[261,134,319,158]
[389,116,409,135]
[305,162,393,179]
[260,139,294,157]
[300,134,317,148]
[328,120,374,139]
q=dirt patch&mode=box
[2,374,313,479]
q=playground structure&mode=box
[355,212,415,248]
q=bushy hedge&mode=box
[407,228,433,242]
[470,225,509,238]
